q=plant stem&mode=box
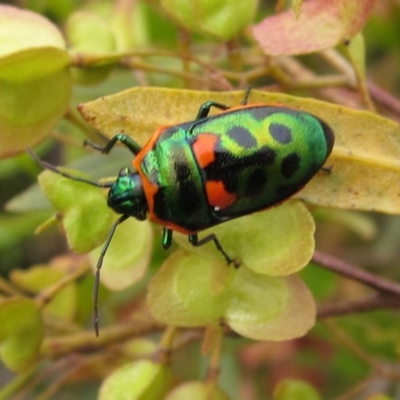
[313,250,400,296]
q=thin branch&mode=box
[41,313,164,359]
[317,294,400,319]
[322,320,400,381]
[35,262,90,309]
[368,81,400,116]
[312,250,400,297]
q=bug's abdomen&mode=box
[190,105,334,219]
[141,126,214,232]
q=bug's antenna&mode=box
[241,86,252,105]
[26,147,114,188]
[93,214,129,336]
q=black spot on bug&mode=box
[245,169,268,197]
[281,153,300,179]
[247,106,282,121]
[174,162,203,215]
[270,123,292,144]
[227,126,257,148]
[275,183,300,201]
[204,145,276,194]
[153,151,207,231]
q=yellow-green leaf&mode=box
[174,200,315,276]
[148,251,316,340]
[161,0,257,40]
[148,252,228,326]
[78,87,400,215]
[226,270,315,341]
[66,10,116,85]
[0,298,44,371]
[10,266,77,321]
[273,379,321,400]
[0,69,72,158]
[0,5,69,80]
[38,170,114,253]
[165,381,230,400]
[99,360,171,400]
[88,218,153,291]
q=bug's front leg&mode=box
[162,227,174,249]
[195,101,230,120]
[84,133,142,156]
[188,234,240,268]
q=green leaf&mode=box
[148,252,228,326]
[0,69,72,158]
[0,48,70,81]
[99,360,171,400]
[0,6,72,158]
[10,265,77,321]
[148,251,316,340]
[66,11,116,53]
[161,0,257,40]
[225,269,315,341]
[0,5,68,80]
[38,170,114,253]
[66,10,116,85]
[88,218,153,291]
[165,381,230,400]
[0,298,44,371]
[174,200,315,276]
[273,379,321,400]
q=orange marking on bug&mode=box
[133,126,166,220]
[133,126,197,235]
[192,134,218,168]
[206,181,237,209]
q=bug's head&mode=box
[107,167,148,220]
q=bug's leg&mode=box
[187,101,231,134]
[162,227,173,249]
[321,165,333,173]
[188,234,240,267]
[93,214,129,336]
[195,101,230,120]
[84,133,142,156]
[241,86,252,105]
[26,147,113,188]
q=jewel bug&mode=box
[28,89,334,334]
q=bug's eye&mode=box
[119,167,130,177]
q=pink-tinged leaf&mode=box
[253,0,378,56]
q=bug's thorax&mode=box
[107,167,148,220]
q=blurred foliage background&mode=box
[1,0,400,399]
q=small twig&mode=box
[35,262,90,309]
[368,81,400,116]
[0,365,39,400]
[153,325,177,365]
[41,313,164,359]
[121,58,229,90]
[178,28,193,88]
[204,322,224,383]
[0,275,24,297]
[226,38,243,73]
[323,320,400,381]
[35,364,81,400]
[317,293,400,319]
[335,374,378,400]
[312,250,400,297]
